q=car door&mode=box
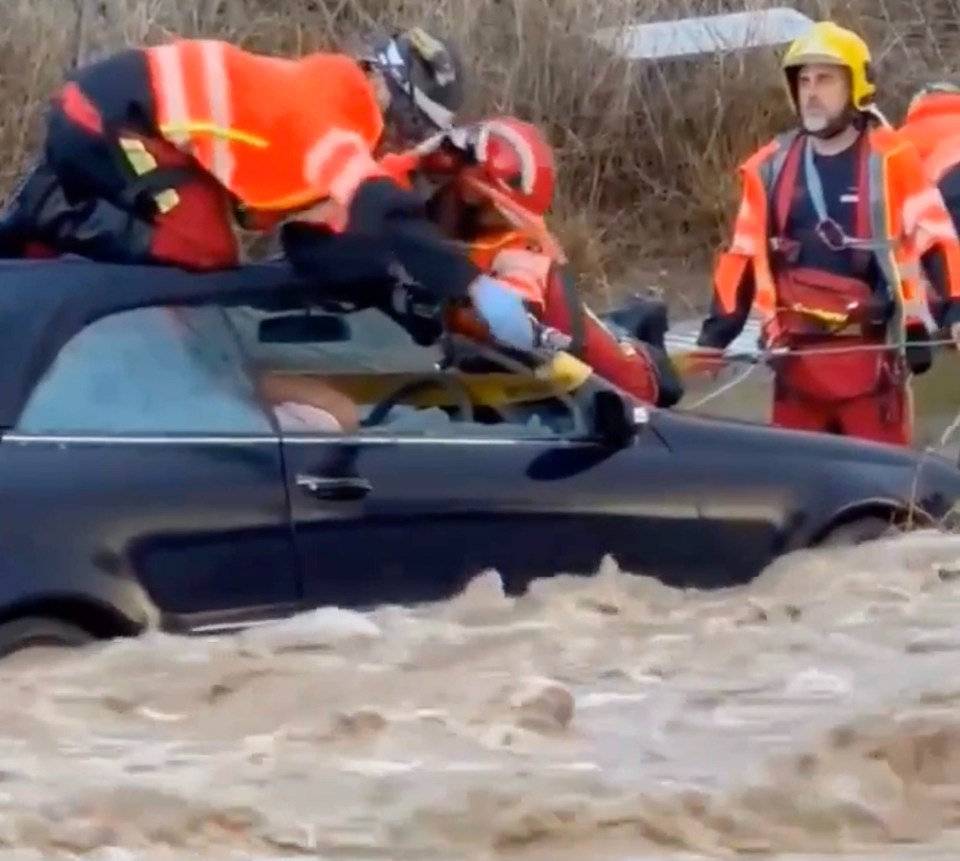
[0,304,300,634]
[282,423,716,608]
[237,303,716,608]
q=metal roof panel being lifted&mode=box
[592,7,816,61]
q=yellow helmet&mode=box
[782,22,875,110]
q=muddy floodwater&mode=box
[0,534,958,860]
[1,313,958,860]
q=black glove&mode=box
[602,295,670,351]
[385,277,445,346]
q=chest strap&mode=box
[773,132,890,252]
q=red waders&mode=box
[766,136,911,446]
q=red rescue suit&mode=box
[764,134,910,443]
[381,118,682,407]
[456,228,680,406]
[698,124,960,446]
[0,41,485,312]
[12,45,385,269]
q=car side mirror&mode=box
[591,390,647,447]
[258,312,351,344]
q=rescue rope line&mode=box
[907,404,960,527]
[723,336,956,362]
[684,363,760,409]
[685,336,958,412]
[938,406,960,451]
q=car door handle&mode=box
[295,474,372,501]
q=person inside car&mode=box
[257,371,361,434]
[379,115,684,408]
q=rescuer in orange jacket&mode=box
[0,29,538,353]
[898,81,960,343]
[692,22,960,447]
[381,116,684,407]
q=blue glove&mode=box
[468,275,536,352]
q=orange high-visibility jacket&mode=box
[467,229,552,311]
[376,150,557,304]
[453,227,669,406]
[900,92,960,184]
[712,124,960,343]
[380,149,671,403]
[145,40,388,214]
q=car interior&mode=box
[223,303,601,438]
[11,282,640,442]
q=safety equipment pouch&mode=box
[774,267,879,337]
[772,267,894,401]
[773,337,899,402]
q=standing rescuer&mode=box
[0,29,537,353]
[386,116,683,406]
[692,21,960,446]
[899,80,960,337]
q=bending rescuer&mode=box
[0,28,538,354]
[382,115,683,407]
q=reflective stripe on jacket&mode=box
[145,41,387,213]
[468,230,551,311]
[714,124,960,345]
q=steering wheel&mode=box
[361,374,476,428]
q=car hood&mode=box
[651,408,960,471]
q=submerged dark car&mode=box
[0,258,958,659]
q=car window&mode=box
[16,305,275,435]
[225,305,588,439]
[227,305,443,374]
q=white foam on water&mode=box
[1,537,960,858]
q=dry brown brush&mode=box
[1,0,960,302]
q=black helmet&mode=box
[354,27,467,143]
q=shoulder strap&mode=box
[854,132,871,238]
[803,132,892,251]
[773,134,805,235]
[802,133,871,231]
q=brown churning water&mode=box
[0,534,960,860]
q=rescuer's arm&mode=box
[345,176,487,299]
[283,146,534,351]
[697,256,757,350]
[898,147,960,332]
[918,247,959,329]
[935,163,960,334]
[695,172,760,360]
[687,252,758,381]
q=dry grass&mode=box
[2,0,960,301]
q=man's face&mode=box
[796,63,851,132]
